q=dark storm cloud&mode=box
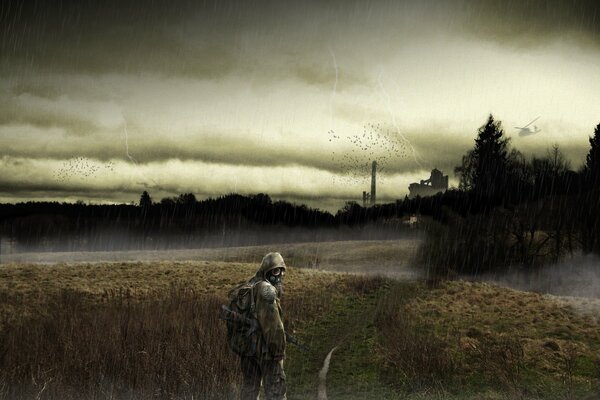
[0,116,476,175]
[1,0,243,78]
[291,63,370,91]
[0,189,143,204]
[1,0,380,87]
[0,173,397,211]
[0,179,118,194]
[0,173,150,203]
[461,0,600,48]
[2,0,598,90]
[0,96,103,136]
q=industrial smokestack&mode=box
[370,161,377,205]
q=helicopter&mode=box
[515,116,542,137]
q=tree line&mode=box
[1,191,423,252]
[417,115,600,281]
[0,194,325,251]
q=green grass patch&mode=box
[286,278,403,400]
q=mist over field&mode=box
[0,225,419,255]
[0,237,423,281]
[484,254,600,299]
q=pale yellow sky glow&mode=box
[1,1,599,211]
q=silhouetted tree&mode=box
[336,201,364,225]
[580,123,600,254]
[177,193,197,205]
[139,191,152,209]
[583,123,600,189]
[455,114,510,203]
[527,145,573,197]
[542,145,576,261]
[160,197,176,207]
[549,144,571,175]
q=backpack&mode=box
[225,281,260,356]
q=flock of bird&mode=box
[52,157,116,182]
[52,123,418,187]
[328,123,415,186]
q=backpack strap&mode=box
[248,282,259,356]
[249,281,257,317]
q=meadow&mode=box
[1,240,599,399]
[2,239,421,278]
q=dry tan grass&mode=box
[547,295,600,324]
[2,239,422,278]
[2,255,599,399]
[0,261,352,330]
[405,280,600,385]
[0,260,375,400]
[0,239,421,329]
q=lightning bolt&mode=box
[121,114,158,189]
[376,70,424,168]
[123,118,138,164]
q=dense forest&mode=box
[417,116,600,281]
[0,191,426,252]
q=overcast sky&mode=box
[1,0,599,211]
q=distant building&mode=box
[408,168,448,199]
[370,161,377,205]
[362,191,371,208]
[401,214,420,227]
[361,161,378,207]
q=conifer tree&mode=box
[455,114,510,200]
[583,123,600,188]
[580,123,600,254]
[139,191,152,209]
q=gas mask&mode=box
[268,267,284,285]
[267,267,284,296]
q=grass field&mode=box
[1,241,599,399]
[1,239,421,278]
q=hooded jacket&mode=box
[249,252,286,360]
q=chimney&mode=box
[370,161,377,205]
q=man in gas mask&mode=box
[239,252,287,400]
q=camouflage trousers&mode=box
[240,356,287,400]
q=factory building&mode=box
[362,161,377,207]
[408,168,448,199]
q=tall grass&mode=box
[475,335,526,397]
[374,284,456,392]
[0,287,239,400]
[0,277,345,400]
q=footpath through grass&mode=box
[286,277,405,400]
[288,279,600,400]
